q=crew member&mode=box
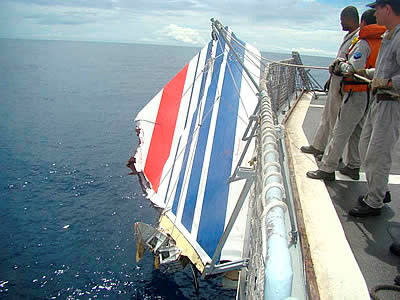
[348,0,400,227]
[306,9,386,181]
[301,6,360,157]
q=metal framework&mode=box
[205,20,314,300]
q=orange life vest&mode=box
[342,24,386,92]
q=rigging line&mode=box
[159,38,252,214]
[222,27,329,71]
[197,44,225,127]
[180,51,224,107]
[218,27,260,63]
[227,30,313,71]
[218,95,250,126]
[161,45,224,230]
[226,55,258,120]
[157,32,291,216]
[164,125,199,238]
[161,89,225,206]
[226,33,262,67]
[160,40,226,211]
[264,59,329,70]
[211,30,260,129]
[161,42,222,233]
[140,57,209,124]
[175,41,227,109]
[159,85,226,214]
[160,93,226,239]
[162,45,258,232]
[230,38,265,74]
[220,28,263,68]
[225,58,251,120]
[225,36,265,81]
[214,33,260,127]
[215,33,257,121]
[211,30,264,131]
[224,28,296,78]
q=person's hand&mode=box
[328,59,340,74]
[340,63,355,77]
[332,58,346,76]
[329,58,345,75]
[371,78,391,94]
[328,62,335,74]
[371,78,390,89]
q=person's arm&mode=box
[371,41,400,93]
[390,41,400,93]
[338,40,369,77]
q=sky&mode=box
[0,0,372,57]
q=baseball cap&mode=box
[367,0,400,8]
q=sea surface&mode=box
[0,38,331,299]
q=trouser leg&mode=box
[359,105,373,165]
[313,98,341,151]
[346,119,364,169]
[319,93,367,173]
[312,81,342,151]
[364,101,400,208]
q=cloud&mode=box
[0,0,368,56]
[10,0,116,10]
[291,47,336,57]
[159,24,206,45]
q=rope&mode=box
[219,26,329,71]
[157,27,315,228]
[263,58,329,70]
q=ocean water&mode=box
[0,39,331,299]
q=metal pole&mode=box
[204,176,254,277]
[211,19,262,94]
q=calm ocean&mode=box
[0,38,331,299]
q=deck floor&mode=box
[302,93,400,298]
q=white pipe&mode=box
[259,89,294,300]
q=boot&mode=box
[390,242,400,256]
[339,165,360,180]
[306,170,335,181]
[349,196,381,217]
[300,145,323,156]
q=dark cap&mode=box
[367,0,400,8]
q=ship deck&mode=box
[290,92,400,298]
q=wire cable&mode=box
[220,26,329,71]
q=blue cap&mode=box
[367,0,400,8]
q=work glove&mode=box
[328,62,335,74]
[371,78,391,94]
[331,58,346,76]
[354,68,374,80]
[340,63,355,77]
[329,58,344,74]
